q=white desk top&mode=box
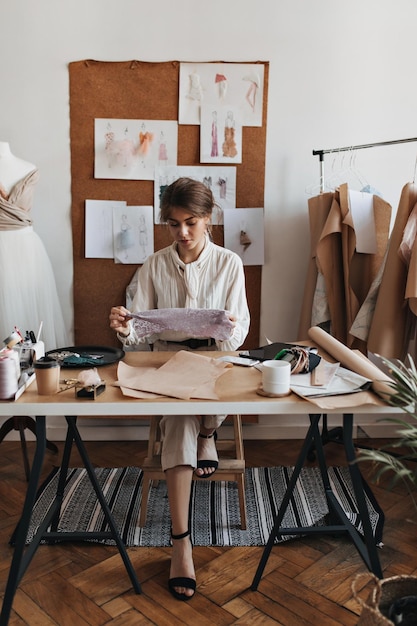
[1,351,396,418]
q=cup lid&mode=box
[34,358,59,369]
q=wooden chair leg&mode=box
[237,473,247,530]
[140,478,150,527]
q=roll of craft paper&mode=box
[308,326,394,401]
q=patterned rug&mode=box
[25,466,384,547]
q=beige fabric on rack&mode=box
[315,190,347,343]
[297,192,334,340]
[298,184,391,353]
[297,191,347,342]
[338,184,391,351]
[368,183,417,359]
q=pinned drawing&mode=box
[113,204,154,264]
[85,200,154,263]
[154,165,237,225]
[85,199,126,259]
[200,105,242,164]
[223,208,264,266]
[95,118,177,180]
[179,62,264,126]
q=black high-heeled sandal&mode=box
[168,529,196,602]
[195,430,218,478]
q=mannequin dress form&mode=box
[0,142,68,351]
[0,142,66,473]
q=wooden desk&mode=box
[0,352,392,624]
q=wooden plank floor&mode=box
[0,435,415,625]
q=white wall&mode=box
[1,1,416,439]
[2,0,416,346]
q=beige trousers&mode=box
[153,339,226,471]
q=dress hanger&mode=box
[323,149,370,192]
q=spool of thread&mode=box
[0,354,19,399]
[3,348,21,381]
[3,331,22,350]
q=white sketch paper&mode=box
[94,118,178,180]
[200,105,242,164]
[85,199,126,258]
[113,205,154,264]
[179,62,264,127]
[154,165,237,225]
[223,208,265,266]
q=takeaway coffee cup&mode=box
[34,358,60,395]
[261,360,291,396]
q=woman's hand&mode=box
[109,306,131,337]
[226,312,236,337]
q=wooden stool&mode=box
[140,414,247,529]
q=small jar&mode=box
[34,358,60,395]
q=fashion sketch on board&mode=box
[112,204,154,264]
[179,62,264,126]
[200,105,242,164]
[223,207,265,266]
[154,165,237,225]
[95,118,178,181]
[85,199,127,259]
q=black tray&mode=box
[45,345,125,368]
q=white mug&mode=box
[261,360,291,396]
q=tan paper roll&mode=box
[308,326,394,401]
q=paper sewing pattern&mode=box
[117,350,232,400]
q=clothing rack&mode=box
[308,136,417,455]
[312,136,417,193]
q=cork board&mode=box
[69,60,268,349]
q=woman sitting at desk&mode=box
[109,177,250,601]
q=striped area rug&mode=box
[25,466,384,547]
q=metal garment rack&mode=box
[313,136,417,192]
[309,136,417,456]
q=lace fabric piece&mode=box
[128,308,233,340]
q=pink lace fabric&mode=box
[129,308,233,340]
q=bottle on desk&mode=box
[0,352,19,399]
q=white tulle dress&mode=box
[0,169,68,351]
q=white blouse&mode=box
[122,238,250,351]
